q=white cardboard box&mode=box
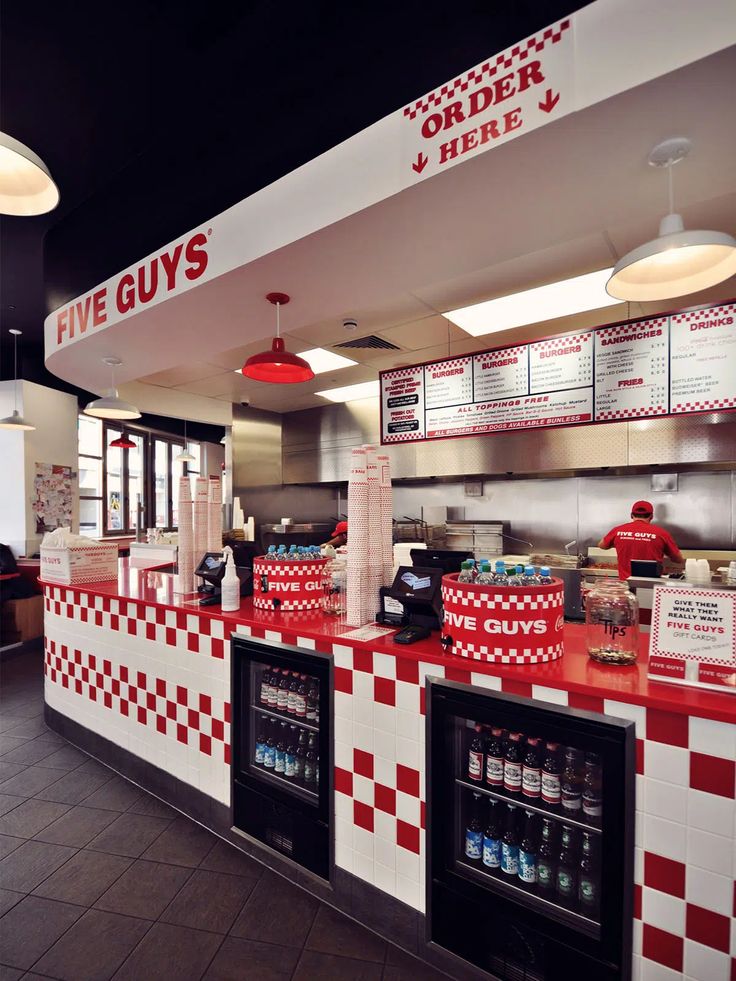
[40,543,119,585]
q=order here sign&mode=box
[401,19,573,184]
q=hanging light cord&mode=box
[13,332,18,412]
[275,301,281,338]
[667,160,675,215]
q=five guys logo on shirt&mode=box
[55,231,210,346]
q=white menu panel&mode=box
[529,332,593,394]
[594,317,669,420]
[669,303,736,414]
[425,389,593,438]
[424,357,473,409]
[381,365,425,441]
[472,346,529,401]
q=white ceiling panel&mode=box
[140,362,228,387]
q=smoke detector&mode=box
[343,318,358,331]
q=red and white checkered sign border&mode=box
[671,303,735,324]
[449,641,563,663]
[596,405,667,420]
[424,357,471,372]
[402,20,571,120]
[381,366,424,380]
[672,397,736,412]
[383,429,423,442]
[531,332,591,352]
[473,347,526,364]
[651,588,736,667]
[596,317,668,339]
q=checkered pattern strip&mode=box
[425,356,471,372]
[673,397,736,412]
[253,597,323,611]
[442,586,563,611]
[449,642,563,662]
[671,303,735,324]
[381,366,423,380]
[531,332,591,351]
[596,406,667,420]
[597,317,668,339]
[650,590,736,667]
[383,430,422,442]
[402,20,571,119]
[473,347,525,363]
[44,636,231,763]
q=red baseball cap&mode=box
[631,500,653,517]
[332,521,348,536]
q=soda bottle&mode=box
[458,561,474,584]
[503,732,523,796]
[501,804,519,876]
[482,800,502,870]
[294,729,307,782]
[287,674,299,715]
[267,668,280,708]
[468,724,485,782]
[485,727,505,787]
[465,792,484,861]
[259,667,271,706]
[306,680,319,722]
[521,737,542,800]
[304,732,318,788]
[582,753,603,825]
[578,832,600,915]
[538,566,554,585]
[295,675,308,719]
[537,818,558,896]
[264,719,276,770]
[275,721,287,774]
[518,811,539,888]
[561,748,584,816]
[284,725,298,779]
[556,825,579,906]
[541,742,562,808]
[277,671,290,713]
[255,720,267,765]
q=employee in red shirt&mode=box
[598,500,683,580]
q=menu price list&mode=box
[425,389,593,438]
[594,317,669,420]
[670,303,736,413]
[382,365,425,438]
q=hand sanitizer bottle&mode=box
[220,546,240,612]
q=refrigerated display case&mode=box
[231,635,332,879]
[427,679,635,981]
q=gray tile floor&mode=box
[0,645,451,980]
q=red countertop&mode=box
[41,561,736,725]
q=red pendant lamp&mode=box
[242,293,314,384]
[110,434,136,449]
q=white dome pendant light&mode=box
[0,132,60,216]
[84,357,141,420]
[176,420,195,464]
[0,329,36,430]
[607,138,736,302]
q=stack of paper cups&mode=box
[193,477,209,571]
[377,452,393,586]
[346,447,368,626]
[207,477,223,552]
[176,476,194,593]
[364,446,383,621]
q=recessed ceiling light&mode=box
[315,380,379,403]
[445,268,619,337]
[236,346,356,376]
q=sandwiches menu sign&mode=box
[380,302,735,443]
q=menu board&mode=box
[380,301,736,444]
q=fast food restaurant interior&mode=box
[0,2,735,980]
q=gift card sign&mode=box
[649,586,736,693]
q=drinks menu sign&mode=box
[649,586,736,693]
[380,302,735,443]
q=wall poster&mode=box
[33,463,73,533]
[380,301,736,444]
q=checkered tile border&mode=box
[44,585,736,977]
[402,20,571,120]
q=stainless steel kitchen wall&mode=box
[232,406,283,488]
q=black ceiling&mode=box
[0,0,584,417]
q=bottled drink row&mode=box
[464,793,600,917]
[458,561,554,587]
[258,667,320,726]
[255,717,319,790]
[466,723,603,824]
[262,545,323,561]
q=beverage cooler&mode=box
[427,680,635,981]
[231,636,332,880]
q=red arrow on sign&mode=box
[412,152,428,174]
[538,89,560,113]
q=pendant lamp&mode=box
[84,358,141,420]
[175,420,195,464]
[242,293,314,384]
[607,138,736,302]
[109,434,136,449]
[0,329,35,430]
[0,131,60,216]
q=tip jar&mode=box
[585,579,639,665]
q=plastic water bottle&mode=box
[276,545,287,561]
[538,566,553,585]
[458,561,474,584]
[505,564,523,587]
[493,561,508,585]
[476,562,494,585]
[287,545,298,561]
[522,565,540,586]
[266,545,277,561]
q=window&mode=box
[78,416,198,537]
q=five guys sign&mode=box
[53,231,210,349]
[401,19,573,183]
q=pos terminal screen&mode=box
[392,567,441,602]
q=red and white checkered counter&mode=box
[42,562,735,981]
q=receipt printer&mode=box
[377,566,444,630]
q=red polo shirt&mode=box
[600,520,681,579]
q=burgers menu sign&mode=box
[380,302,735,444]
